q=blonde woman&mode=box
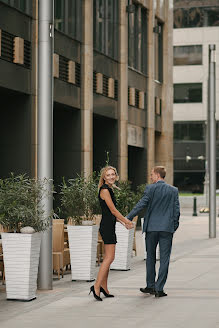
[89,166,134,301]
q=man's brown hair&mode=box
[153,166,166,179]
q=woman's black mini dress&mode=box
[98,184,117,244]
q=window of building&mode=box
[154,19,163,82]
[216,121,219,141]
[54,0,82,41]
[174,83,202,103]
[174,45,202,65]
[155,97,162,116]
[206,7,219,27]
[128,4,147,74]
[93,0,119,60]
[174,122,205,141]
[1,0,31,15]
[174,7,219,28]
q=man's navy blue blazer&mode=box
[127,180,180,233]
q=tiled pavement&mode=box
[1,214,219,328]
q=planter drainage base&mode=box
[7,297,36,302]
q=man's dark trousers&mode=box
[146,231,173,292]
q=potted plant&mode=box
[60,174,100,281]
[0,174,51,301]
[111,181,137,270]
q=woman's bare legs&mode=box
[94,244,115,295]
[101,267,110,293]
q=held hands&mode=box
[125,220,134,230]
[116,217,134,229]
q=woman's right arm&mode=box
[100,189,133,228]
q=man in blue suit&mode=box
[127,166,180,298]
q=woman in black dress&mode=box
[89,166,133,301]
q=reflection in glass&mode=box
[154,19,163,82]
[174,83,202,103]
[54,0,65,32]
[174,45,202,66]
[128,4,147,74]
[13,0,19,9]
[204,7,219,26]
[216,122,219,141]
[93,0,118,60]
[54,0,82,41]
[174,123,205,141]
[1,0,31,14]
[68,0,76,38]
[174,7,219,28]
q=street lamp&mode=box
[208,44,216,238]
[37,0,54,290]
[186,155,191,163]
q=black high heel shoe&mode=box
[89,285,102,301]
[100,287,114,298]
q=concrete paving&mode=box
[1,213,219,328]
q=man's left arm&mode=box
[173,189,180,231]
[126,185,151,221]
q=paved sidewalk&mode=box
[1,213,219,328]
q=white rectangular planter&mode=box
[110,222,135,270]
[67,225,98,281]
[1,232,41,301]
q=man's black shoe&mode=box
[155,291,167,298]
[140,287,155,295]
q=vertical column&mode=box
[146,0,155,182]
[37,0,54,290]
[118,0,128,180]
[81,0,93,177]
[208,44,216,238]
[154,0,173,184]
[31,0,38,178]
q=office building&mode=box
[0,0,173,193]
[173,0,219,192]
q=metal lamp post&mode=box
[37,0,54,289]
[208,44,216,238]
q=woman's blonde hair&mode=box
[98,166,119,191]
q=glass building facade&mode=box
[174,83,202,103]
[54,0,82,41]
[0,0,31,15]
[0,0,173,196]
[174,6,219,28]
[93,0,119,60]
[173,1,219,192]
[128,3,148,74]
[174,45,202,66]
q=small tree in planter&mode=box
[59,174,100,281]
[114,181,136,216]
[0,174,51,301]
[60,174,100,225]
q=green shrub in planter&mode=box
[133,184,147,203]
[60,174,100,225]
[0,174,52,232]
[114,181,136,216]
[114,181,147,216]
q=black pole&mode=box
[193,197,197,216]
